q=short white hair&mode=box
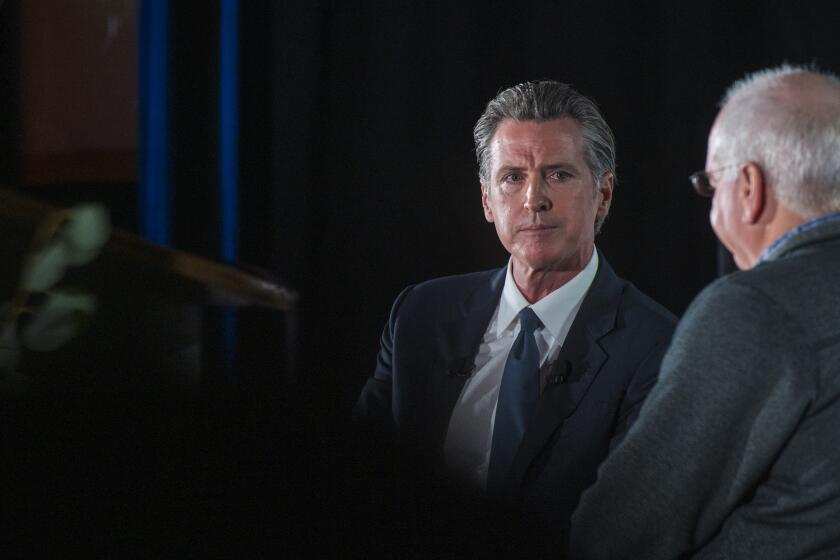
[715,63,840,218]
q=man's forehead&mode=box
[489,118,584,163]
[492,116,580,137]
[705,111,730,164]
[706,126,724,158]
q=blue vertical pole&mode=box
[138,0,170,245]
[219,0,239,263]
[219,0,239,371]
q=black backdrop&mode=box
[5,0,840,555]
[234,0,840,407]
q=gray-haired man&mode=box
[571,65,840,559]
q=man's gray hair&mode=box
[473,81,616,187]
[716,64,840,218]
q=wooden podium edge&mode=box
[0,186,298,310]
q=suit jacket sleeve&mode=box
[570,277,816,559]
[354,285,415,431]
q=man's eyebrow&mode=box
[544,161,581,171]
[494,165,525,176]
[494,162,583,176]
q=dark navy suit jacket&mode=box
[356,252,676,521]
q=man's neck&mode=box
[511,250,594,303]
[747,205,808,268]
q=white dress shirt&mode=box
[442,250,599,489]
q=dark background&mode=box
[3,0,840,556]
[246,0,840,405]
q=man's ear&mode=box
[596,173,614,219]
[739,162,766,224]
[481,182,494,223]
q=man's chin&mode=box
[511,252,580,274]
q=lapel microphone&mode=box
[447,356,475,377]
[548,359,573,385]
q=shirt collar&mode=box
[756,211,840,264]
[496,249,599,339]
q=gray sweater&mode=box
[570,217,840,559]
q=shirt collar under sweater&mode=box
[758,211,840,264]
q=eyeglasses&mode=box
[688,164,741,197]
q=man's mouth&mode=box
[518,224,557,233]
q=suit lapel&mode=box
[507,253,625,487]
[422,268,506,452]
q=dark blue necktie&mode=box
[487,307,542,495]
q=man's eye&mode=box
[549,170,572,181]
[498,173,524,193]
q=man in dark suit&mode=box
[355,81,675,545]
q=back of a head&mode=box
[716,64,840,218]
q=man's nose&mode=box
[524,178,551,212]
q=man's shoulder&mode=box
[618,282,679,328]
[692,247,840,341]
[385,268,503,322]
[402,268,503,303]
[697,252,824,312]
[678,268,803,341]
[595,253,677,331]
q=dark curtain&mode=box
[237,0,840,408]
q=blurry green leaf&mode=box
[18,204,110,293]
[21,290,97,352]
[21,242,68,292]
[62,204,111,266]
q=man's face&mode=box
[706,119,751,269]
[481,118,612,274]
